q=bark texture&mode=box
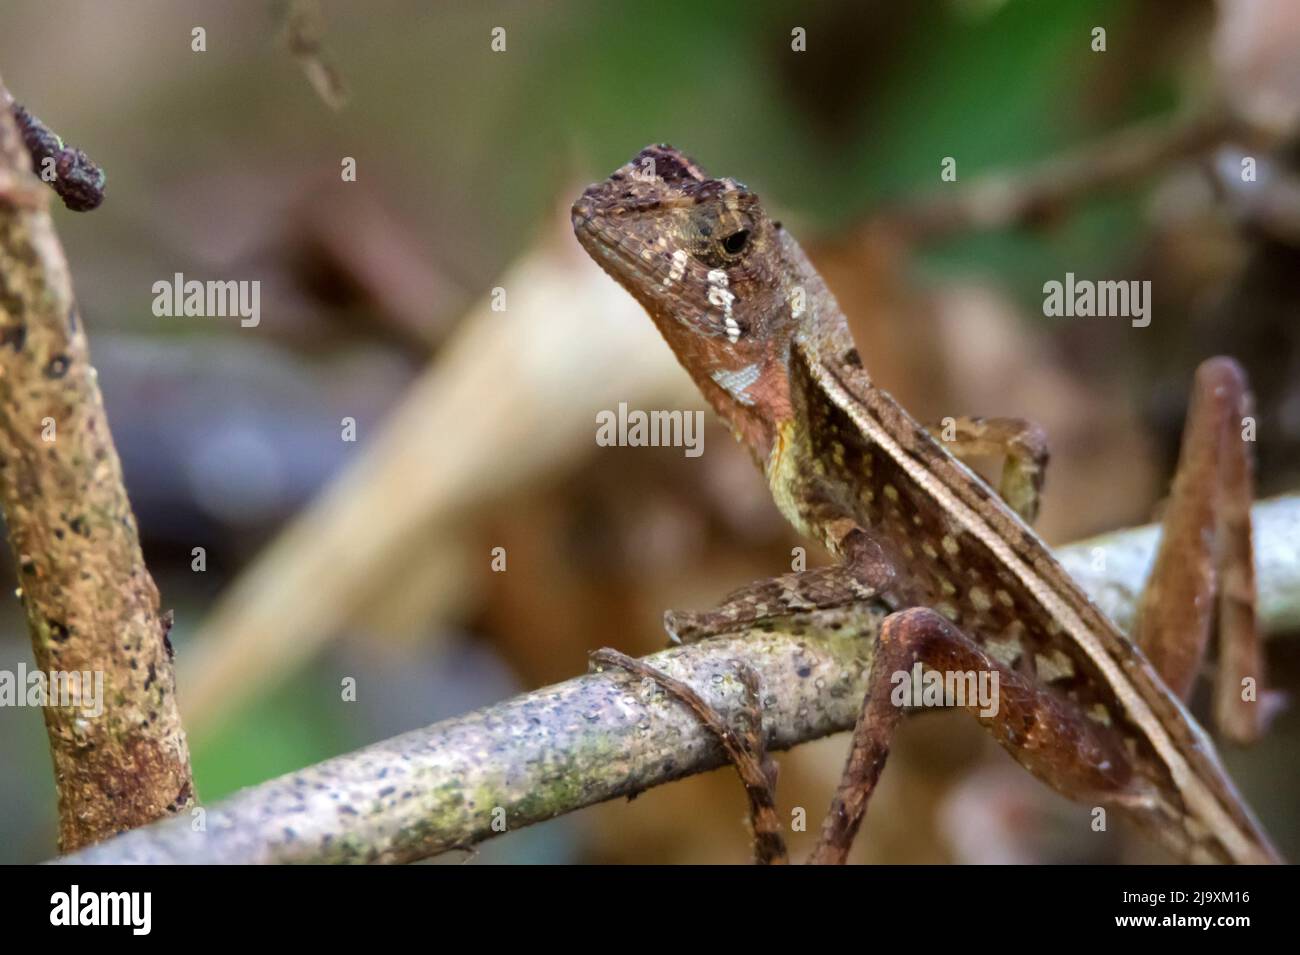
[0,83,194,851]
[54,495,1300,864]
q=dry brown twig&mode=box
[0,77,193,851]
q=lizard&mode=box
[571,144,1281,865]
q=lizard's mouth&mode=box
[569,198,601,250]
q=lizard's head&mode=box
[573,144,804,459]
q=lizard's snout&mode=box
[571,197,593,227]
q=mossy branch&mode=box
[54,495,1299,864]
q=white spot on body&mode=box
[1035,649,1076,682]
[984,630,1024,667]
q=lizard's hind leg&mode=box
[589,648,788,864]
[1132,357,1273,743]
[808,607,1162,864]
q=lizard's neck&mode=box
[763,416,821,541]
[691,355,794,465]
[703,239,852,465]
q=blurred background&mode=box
[0,0,1297,863]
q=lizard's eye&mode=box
[721,230,750,255]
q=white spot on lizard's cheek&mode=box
[711,363,761,405]
[664,249,688,287]
[707,269,738,339]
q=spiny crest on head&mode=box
[577,144,752,214]
[632,144,708,184]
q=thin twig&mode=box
[54,495,1299,864]
[878,108,1249,242]
[0,76,193,851]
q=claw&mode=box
[663,610,686,645]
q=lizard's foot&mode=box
[589,647,787,864]
[927,415,1049,525]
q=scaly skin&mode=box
[573,144,1280,863]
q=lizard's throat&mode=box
[696,359,793,463]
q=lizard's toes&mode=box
[663,609,700,645]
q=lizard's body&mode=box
[573,145,1278,863]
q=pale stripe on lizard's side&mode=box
[808,350,1273,864]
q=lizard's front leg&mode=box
[1133,357,1273,743]
[597,525,899,864]
[665,526,899,643]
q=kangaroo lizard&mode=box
[572,144,1280,864]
